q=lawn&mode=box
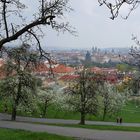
[0,128,74,140]
[45,100,140,123]
[118,100,140,123]
[1,99,140,123]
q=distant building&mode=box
[85,51,91,62]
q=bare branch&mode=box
[98,0,140,19]
[2,0,9,37]
[0,15,54,49]
[0,0,75,50]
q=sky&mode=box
[20,0,140,49]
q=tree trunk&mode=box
[11,103,17,121]
[11,82,21,121]
[80,91,86,125]
[80,112,85,125]
[103,106,107,121]
[42,102,47,118]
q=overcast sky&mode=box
[21,0,140,49]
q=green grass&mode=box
[0,128,74,140]
[118,100,140,123]
[46,106,81,120]
[45,105,103,121]
[46,100,140,123]
[1,99,140,123]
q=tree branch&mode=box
[98,0,140,20]
[2,0,9,37]
[0,15,54,49]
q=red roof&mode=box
[53,64,75,74]
[101,68,117,74]
[34,63,50,73]
[59,75,79,81]
[90,67,101,73]
[90,67,117,74]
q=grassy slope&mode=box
[0,128,74,140]
[1,100,140,123]
[119,101,140,123]
[46,101,140,123]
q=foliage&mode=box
[116,63,135,72]
[98,83,129,120]
[117,80,133,94]
[130,73,140,95]
[0,44,40,120]
[37,87,55,117]
[0,72,37,101]
[66,70,102,124]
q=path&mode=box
[0,113,140,127]
[0,120,140,140]
[0,113,140,140]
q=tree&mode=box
[66,70,102,125]
[99,82,129,120]
[117,36,140,95]
[38,87,54,118]
[116,63,131,72]
[98,0,140,19]
[0,0,74,56]
[0,44,40,120]
[129,72,140,95]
